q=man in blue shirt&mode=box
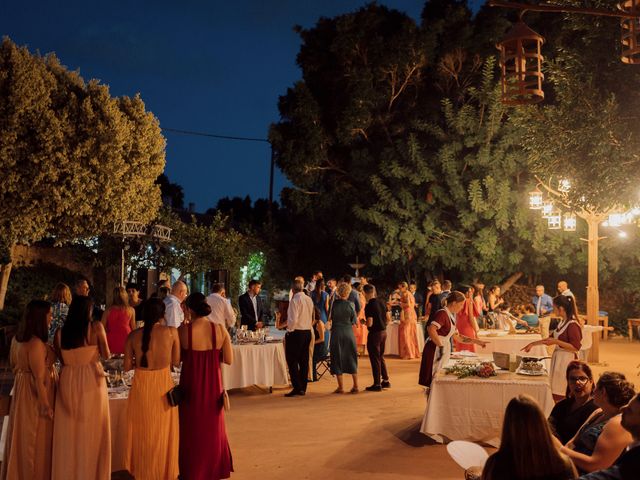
[532,285,553,317]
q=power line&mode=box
[161,127,269,144]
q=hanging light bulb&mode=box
[563,213,577,232]
[529,188,544,209]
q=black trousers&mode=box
[367,330,389,386]
[285,330,312,393]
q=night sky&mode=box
[2,1,482,212]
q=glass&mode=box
[568,376,590,383]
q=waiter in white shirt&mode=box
[206,283,236,328]
[285,279,314,397]
[164,281,187,328]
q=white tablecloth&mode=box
[110,396,128,472]
[384,322,425,356]
[222,342,288,390]
[421,369,554,447]
[476,331,546,356]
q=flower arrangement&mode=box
[445,361,497,379]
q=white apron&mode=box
[431,308,457,378]
[550,318,580,396]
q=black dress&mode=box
[548,397,598,445]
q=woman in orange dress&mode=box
[352,282,368,355]
[1,300,57,480]
[52,296,111,480]
[454,285,481,352]
[398,282,420,359]
[124,298,181,480]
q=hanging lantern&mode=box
[496,20,545,105]
[563,213,577,232]
[558,178,571,193]
[621,0,640,64]
[542,200,555,218]
[529,188,544,209]
[547,211,562,230]
[605,212,627,227]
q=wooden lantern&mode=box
[563,213,577,232]
[621,0,640,63]
[496,21,545,105]
[529,187,543,209]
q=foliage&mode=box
[0,37,165,256]
[444,361,497,379]
[156,174,185,210]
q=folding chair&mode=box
[315,354,332,380]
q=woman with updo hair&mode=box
[561,372,635,474]
[523,295,582,401]
[178,292,233,479]
[123,298,180,479]
[418,291,487,389]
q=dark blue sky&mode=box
[2,1,482,212]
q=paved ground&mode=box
[224,338,640,480]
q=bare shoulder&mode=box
[91,320,106,335]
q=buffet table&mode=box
[384,322,425,356]
[223,342,288,390]
[420,366,554,447]
[476,330,547,356]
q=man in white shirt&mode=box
[285,279,314,397]
[206,283,236,328]
[164,281,187,328]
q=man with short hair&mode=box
[532,285,554,317]
[439,280,452,305]
[285,279,314,397]
[206,283,236,328]
[126,282,144,324]
[363,284,391,391]
[164,281,187,328]
[239,280,264,331]
[579,393,640,479]
[74,278,90,297]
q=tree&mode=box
[156,174,185,209]
[0,38,165,308]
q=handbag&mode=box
[166,385,184,407]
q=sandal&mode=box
[350,387,359,394]
[333,388,344,394]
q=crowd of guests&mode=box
[1,279,233,480]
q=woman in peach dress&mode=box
[52,296,111,480]
[352,283,368,355]
[1,300,57,480]
[398,282,420,359]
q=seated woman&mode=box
[549,361,598,445]
[517,304,539,330]
[561,371,635,474]
[311,307,327,381]
[482,394,576,480]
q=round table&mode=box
[222,342,288,390]
[384,322,425,356]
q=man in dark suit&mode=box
[238,279,265,331]
[580,393,640,479]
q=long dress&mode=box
[106,307,132,354]
[179,322,233,480]
[418,309,455,387]
[399,292,420,359]
[52,345,111,480]
[311,290,330,346]
[550,318,582,396]
[329,299,358,375]
[353,291,368,350]
[1,340,57,480]
[454,299,479,352]
[125,367,179,480]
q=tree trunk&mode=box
[0,262,13,310]
[500,272,523,294]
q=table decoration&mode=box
[445,361,497,379]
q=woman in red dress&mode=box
[178,293,233,480]
[454,285,481,352]
[102,287,135,355]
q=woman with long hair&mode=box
[52,296,111,479]
[453,285,480,352]
[548,361,598,445]
[1,300,57,480]
[482,395,576,480]
[102,286,136,354]
[487,285,504,312]
[48,283,72,343]
[418,291,487,389]
[123,298,180,479]
[398,281,420,359]
[178,293,233,479]
[328,282,359,394]
[523,295,582,401]
[561,372,635,474]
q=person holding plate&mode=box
[522,295,582,402]
[418,291,488,390]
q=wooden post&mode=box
[584,214,602,362]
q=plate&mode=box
[516,369,547,376]
[446,441,489,470]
